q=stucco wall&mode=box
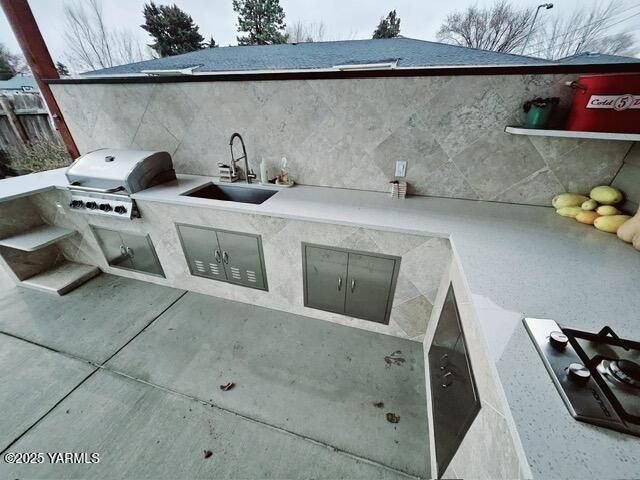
[51,74,634,206]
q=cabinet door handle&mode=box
[337,276,342,291]
[442,371,453,388]
[214,250,222,263]
[440,353,449,370]
[351,278,356,292]
[222,251,229,264]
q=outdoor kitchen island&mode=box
[1,170,639,479]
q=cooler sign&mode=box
[586,94,640,111]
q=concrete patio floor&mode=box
[0,270,429,479]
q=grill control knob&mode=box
[86,201,98,210]
[69,200,84,209]
[99,203,112,212]
[549,331,569,350]
[568,363,591,385]
[114,205,127,215]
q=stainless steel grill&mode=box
[65,148,176,219]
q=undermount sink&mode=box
[182,183,278,205]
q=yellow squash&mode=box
[557,206,583,218]
[594,215,631,233]
[590,186,623,205]
[552,193,589,209]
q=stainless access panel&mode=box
[119,231,165,277]
[303,245,348,314]
[345,252,397,324]
[302,243,400,324]
[428,284,480,479]
[216,230,267,290]
[90,226,165,277]
[176,224,224,280]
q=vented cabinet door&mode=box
[304,245,348,314]
[176,225,224,280]
[216,230,267,290]
[344,253,396,324]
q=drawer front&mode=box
[303,245,348,314]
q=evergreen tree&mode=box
[0,56,13,81]
[142,2,204,57]
[206,36,218,48]
[232,0,288,45]
[372,10,401,39]
[0,43,20,80]
[56,62,70,76]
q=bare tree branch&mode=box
[286,20,326,43]
[437,1,535,53]
[63,0,150,72]
[526,0,638,59]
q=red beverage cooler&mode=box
[565,73,640,133]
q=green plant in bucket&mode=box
[522,97,559,129]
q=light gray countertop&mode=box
[2,171,639,478]
[0,168,68,203]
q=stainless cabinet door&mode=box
[91,226,133,270]
[428,284,480,478]
[304,246,348,314]
[119,231,165,277]
[216,230,267,290]
[344,253,396,324]
[176,224,224,280]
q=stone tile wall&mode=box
[51,74,634,206]
[28,190,451,340]
[612,142,640,213]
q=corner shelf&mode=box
[0,225,75,252]
[505,126,640,142]
[21,261,100,295]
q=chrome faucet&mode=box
[229,133,256,184]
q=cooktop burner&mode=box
[599,359,640,388]
[525,318,640,437]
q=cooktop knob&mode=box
[568,363,591,385]
[69,200,84,209]
[549,331,569,350]
[114,205,127,215]
[99,203,112,212]
[86,201,98,210]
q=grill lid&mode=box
[66,148,176,194]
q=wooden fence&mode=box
[0,91,57,151]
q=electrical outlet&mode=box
[395,160,407,177]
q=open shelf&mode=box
[505,126,640,142]
[20,261,100,295]
[0,225,76,252]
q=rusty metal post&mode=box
[0,0,80,158]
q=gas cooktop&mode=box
[525,318,640,436]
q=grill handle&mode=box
[70,183,125,193]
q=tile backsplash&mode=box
[52,74,634,206]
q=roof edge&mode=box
[46,62,640,85]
